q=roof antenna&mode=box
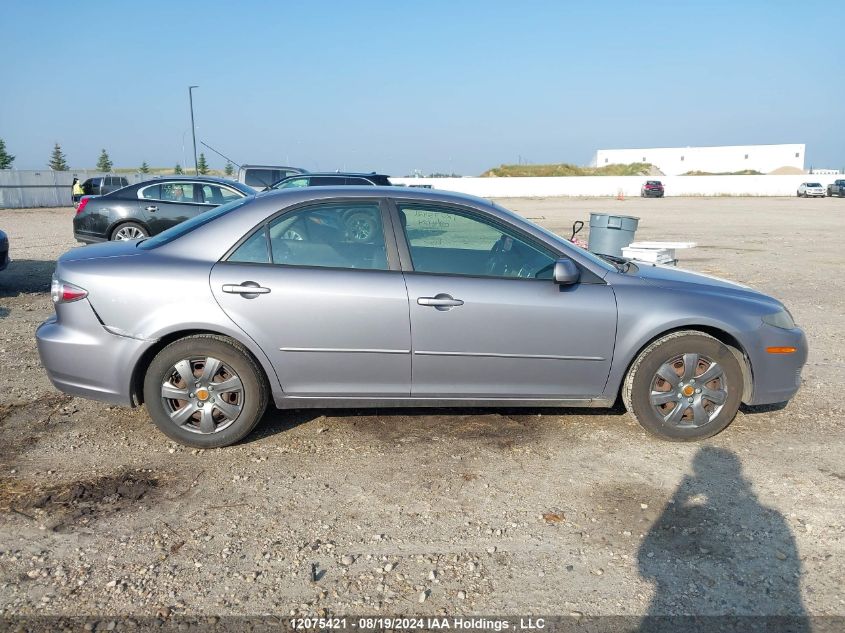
[199,141,241,170]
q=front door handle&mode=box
[417,294,464,310]
[222,282,271,297]
[145,205,158,212]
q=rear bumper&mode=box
[36,301,149,406]
[746,325,808,406]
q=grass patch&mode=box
[481,162,654,177]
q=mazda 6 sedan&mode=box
[37,187,807,448]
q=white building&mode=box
[593,144,805,176]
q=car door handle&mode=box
[417,294,464,310]
[145,205,158,212]
[222,283,271,295]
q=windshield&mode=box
[138,197,252,250]
[807,183,822,187]
[491,202,616,272]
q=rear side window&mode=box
[244,169,277,188]
[140,184,160,200]
[228,201,388,270]
[309,176,345,186]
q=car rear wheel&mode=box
[143,335,268,448]
[111,222,149,241]
[622,330,743,441]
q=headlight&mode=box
[762,309,795,329]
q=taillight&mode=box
[50,278,88,304]
[76,197,90,215]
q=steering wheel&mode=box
[485,235,512,276]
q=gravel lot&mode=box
[0,197,843,621]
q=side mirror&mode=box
[554,258,580,285]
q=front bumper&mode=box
[36,300,149,406]
[745,324,808,405]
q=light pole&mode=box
[188,85,199,175]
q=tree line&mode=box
[0,138,234,176]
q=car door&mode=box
[138,181,205,234]
[392,201,617,399]
[210,198,411,397]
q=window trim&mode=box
[386,199,562,282]
[220,197,401,272]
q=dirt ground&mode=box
[0,197,843,622]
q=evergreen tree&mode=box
[174,163,183,175]
[96,149,113,172]
[49,143,68,171]
[224,161,234,177]
[0,138,14,169]
[139,161,150,174]
[197,153,209,175]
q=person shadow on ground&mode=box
[637,446,810,633]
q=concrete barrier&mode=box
[391,174,843,198]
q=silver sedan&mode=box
[37,188,808,447]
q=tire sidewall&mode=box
[629,334,743,441]
[144,337,266,448]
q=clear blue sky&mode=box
[1,0,842,175]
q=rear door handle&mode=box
[145,205,158,212]
[417,294,464,310]
[222,282,271,296]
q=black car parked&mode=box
[73,177,255,243]
[81,176,130,197]
[0,229,9,271]
[269,172,392,190]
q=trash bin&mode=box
[587,213,640,257]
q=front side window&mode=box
[201,184,242,205]
[398,204,557,279]
[229,201,388,270]
[276,177,309,189]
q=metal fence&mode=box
[0,170,152,209]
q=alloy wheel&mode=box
[113,225,145,240]
[649,353,728,428]
[160,356,244,434]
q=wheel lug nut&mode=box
[688,397,694,403]
[696,389,702,394]
[189,393,194,398]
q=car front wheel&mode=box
[143,334,268,448]
[622,331,743,441]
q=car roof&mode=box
[135,176,244,185]
[257,185,495,209]
[280,172,389,178]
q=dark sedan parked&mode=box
[0,229,9,271]
[269,172,392,190]
[73,177,255,243]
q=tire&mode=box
[344,210,381,243]
[622,330,743,441]
[143,334,268,448]
[110,222,149,241]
